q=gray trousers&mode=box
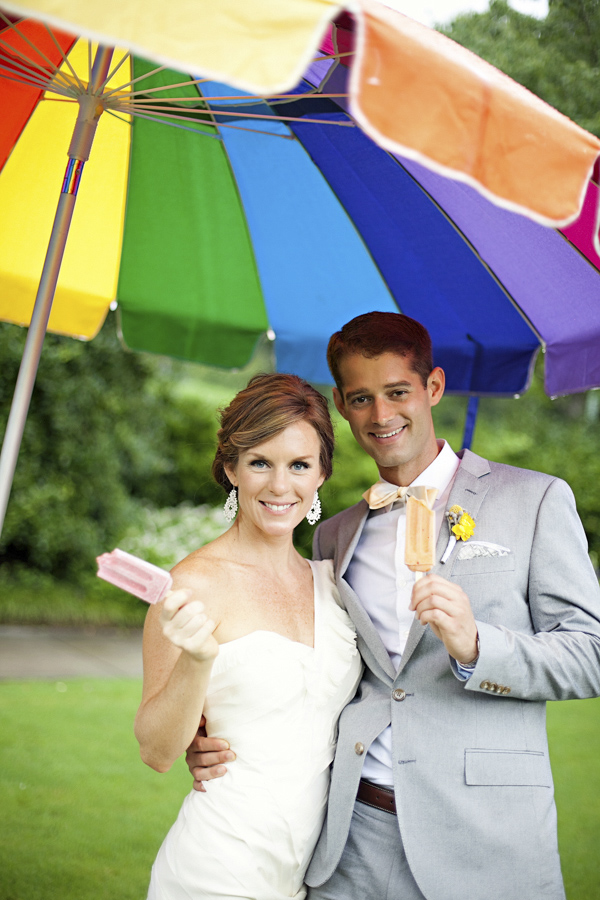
[307,799,427,900]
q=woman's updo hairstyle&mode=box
[212,374,334,493]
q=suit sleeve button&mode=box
[392,688,406,701]
[354,742,365,755]
[502,686,511,695]
[480,681,491,690]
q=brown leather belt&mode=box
[356,779,396,815]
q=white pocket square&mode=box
[457,541,511,560]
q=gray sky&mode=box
[384,0,548,27]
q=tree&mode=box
[441,0,600,135]
[0,316,221,578]
[436,1,600,566]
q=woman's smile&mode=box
[260,500,297,513]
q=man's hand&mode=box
[186,716,235,792]
[409,573,478,665]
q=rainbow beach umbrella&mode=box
[1,6,600,537]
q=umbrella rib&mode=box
[41,21,86,92]
[313,54,340,94]
[43,81,81,99]
[111,94,210,105]
[96,49,131,93]
[193,78,286,141]
[266,92,349,106]
[107,87,348,105]
[0,69,47,92]
[119,108,220,138]
[313,50,354,62]
[114,101,355,126]
[120,107,295,140]
[103,107,132,125]
[557,228,600,275]
[193,81,293,140]
[0,55,55,89]
[191,81,243,140]
[140,91,350,103]
[0,34,69,90]
[0,13,72,88]
[102,73,207,101]
[0,52,75,96]
[210,120,295,139]
[100,65,200,100]
[0,45,48,74]
[0,65,72,95]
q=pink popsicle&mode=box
[96,548,172,604]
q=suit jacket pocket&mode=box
[465,749,551,787]
[450,554,515,576]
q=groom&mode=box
[188,312,600,899]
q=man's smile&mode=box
[370,425,407,441]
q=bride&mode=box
[134,373,362,900]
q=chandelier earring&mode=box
[223,486,238,522]
[306,490,322,526]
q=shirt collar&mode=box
[376,440,460,500]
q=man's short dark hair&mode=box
[327,311,434,392]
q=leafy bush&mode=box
[120,503,228,570]
[0,503,230,627]
[472,361,600,570]
[0,316,225,579]
[0,562,148,627]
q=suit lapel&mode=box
[397,450,491,675]
[334,501,396,683]
[335,500,369,579]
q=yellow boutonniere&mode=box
[449,505,475,541]
[441,505,476,564]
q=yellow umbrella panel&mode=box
[0,40,130,338]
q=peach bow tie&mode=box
[362,483,438,510]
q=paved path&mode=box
[0,625,143,680]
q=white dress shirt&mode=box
[345,440,460,786]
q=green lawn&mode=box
[0,681,598,899]
[0,679,189,900]
[547,698,600,900]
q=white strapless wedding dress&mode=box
[148,559,362,900]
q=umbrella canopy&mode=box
[1,13,599,397]
[4,0,600,232]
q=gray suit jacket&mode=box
[305,450,600,900]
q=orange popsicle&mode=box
[405,496,435,574]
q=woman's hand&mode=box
[160,589,219,662]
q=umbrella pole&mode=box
[0,46,114,540]
[461,396,480,451]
